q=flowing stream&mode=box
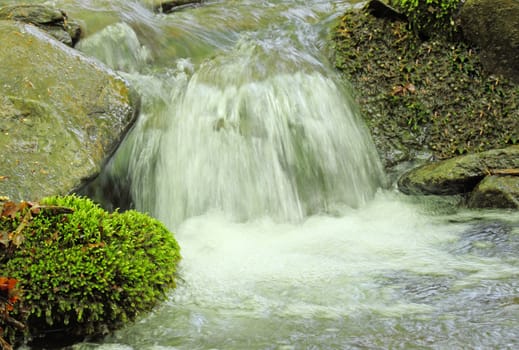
[23,0,519,348]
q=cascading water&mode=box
[29,0,519,349]
[143,51,384,224]
[78,1,385,226]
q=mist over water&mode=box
[38,0,519,349]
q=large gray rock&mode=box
[398,145,519,195]
[468,175,519,209]
[0,4,81,46]
[0,21,138,202]
[459,0,519,83]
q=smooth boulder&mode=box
[0,21,138,202]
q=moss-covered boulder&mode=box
[468,175,519,209]
[459,0,519,83]
[0,21,139,203]
[398,145,519,196]
[0,4,81,46]
[1,195,180,346]
[332,5,519,168]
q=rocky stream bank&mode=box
[333,0,519,209]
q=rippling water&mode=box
[17,0,519,349]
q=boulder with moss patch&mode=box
[390,0,463,40]
[468,175,519,209]
[397,145,519,208]
[1,195,180,346]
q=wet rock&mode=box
[459,0,519,83]
[144,0,203,13]
[0,21,139,202]
[0,4,81,46]
[398,145,519,195]
[468,176,519,209]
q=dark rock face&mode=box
[365,0,407,22]
[0,21,139,202]
[398,145,519,209]
[459,0,519,83]
[0,4,81,46]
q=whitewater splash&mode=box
[152,64,384,224]
[86,26,385,225]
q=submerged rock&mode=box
[0,4,81,46]
[468,175,519,209]
[144,0,203,13]
[459,0,519,83]
[398,145,519,196]
[0,21,138,202]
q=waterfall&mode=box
[153,65,384,224]
[82,25,384,226]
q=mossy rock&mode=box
[468,175,519,209]
[332,6,519,168]
[389,0,463,40]
[142,0,203,13]
[397,145,519,196]
[1,195,180,346]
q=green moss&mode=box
[390,0,463,39]
[1,195,180,344]
[332,9,519,166]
